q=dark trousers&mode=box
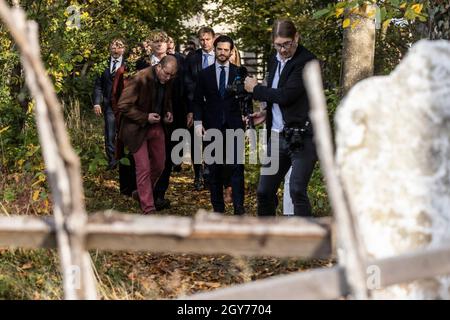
[207,129,245,214]
[209,163,244,214]
[257,133,317,217]
[104,106,116,167]
[118,149,136,196]
[189,125,203,180]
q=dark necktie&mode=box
[111,59,118,77]
[219,66,226,126]
[219,66,226,99]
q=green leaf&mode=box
[3,189,15,202]
[390,0,400,8]
[88,162,97,173]
[313,8,330,19]
[119,157,131,166]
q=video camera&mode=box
[226,66,254,129]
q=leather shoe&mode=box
[131,190,140,202]
[155,198,171,211]
[234,206,245,216]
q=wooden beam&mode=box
[186,266,348,300]
[0,215,56,248]
[373,245,450,288]
[0,212,333,258]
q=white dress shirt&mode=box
[271,53,293,132]
[202,50,215,69]
[150,54,163,66]
[110,56,123,73]
[215,61,230,89]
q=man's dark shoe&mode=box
[131,190,140,203]
[155,198,171,211]
[234,206,245,216]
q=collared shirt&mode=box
[271,52,293,132]
[202,50,215,69]
[150,54,163,66]
[110,56,123,73]
[215,61,230,90]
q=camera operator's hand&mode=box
[244,76,258,93]
[186,112,194,128]
[148,113,161,124]
[247,110,266,126]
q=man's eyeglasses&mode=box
[273,41,295,51]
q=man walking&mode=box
[185,27,216,190]
[193,35,245,215]
[93,38,126,170]
[117,55,177,215]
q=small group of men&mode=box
[93,19,318,217]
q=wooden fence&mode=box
[1,1,449,300]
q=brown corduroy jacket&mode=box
[117,66,173,153]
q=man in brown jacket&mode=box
[117,55,177,214]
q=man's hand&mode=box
[148,113,161,124]
[93,105,102,116]
[244,76,258,93]
[186,112,194,128]
[164,112,173,124]
[247,110,266,126]
[194,123,205,137]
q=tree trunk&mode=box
[340,4,376,96]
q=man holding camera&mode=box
[193,35,245,215]
[244,19,318,217]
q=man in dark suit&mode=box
[152,34,188,210]
[184,27,216,190]
[117,55,176,215]
[193,35,245,215]
[244,19,318,217]
[93,38,126,170]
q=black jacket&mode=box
[93,57,125,109]
[193,63,244,130]
[252,45,316,132]
[184,48,204,113]
[170,52,188,129]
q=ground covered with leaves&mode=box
[0,166,333,299]
[0,114,333,300]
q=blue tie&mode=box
[219,66,226,99]
[202,54,209,69]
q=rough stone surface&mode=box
[335,40,450,299]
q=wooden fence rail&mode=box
[0,213,332,258]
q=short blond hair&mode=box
[148,30,169,43]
